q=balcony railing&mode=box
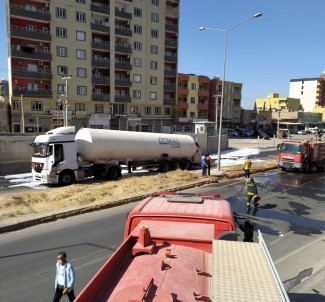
[92,57,110,68]
[11,47,52,61]
[197,103,209,110]
[164,69,177,77]
[10,4,50,22]
[115,60,132,70]
[165,54,177,63]
[166,6,178,18]
[92,93,110,102]
[91,20,110,33]
[177,87,189,95]
[165,38,177,47]
[92,40,110,51]
[92,75,110,85]
[163,98,176,105]
[115,78,132,87]
[164,84,176,92]
[115,7,132,19]
[114,95,131,103]
[12,66,52,80]
[198,89,209,97]
[165,22,178,32]
[13,87,52,98]
[115,25,132,37]
[177,102,188,110]
[11,26,51,41]
[115,42,132,54]
[91,2,110,14]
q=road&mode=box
[0,160,324,301]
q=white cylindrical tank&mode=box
[75,128,197,163]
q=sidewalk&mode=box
[228,136,281,150]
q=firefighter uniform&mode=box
[242,158,252,178]
[246,178,258,210]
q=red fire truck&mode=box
[75,192,289,301]
[278,140,325,172]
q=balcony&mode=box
[11,26,51,41]
[10,4,51,22]
[115,42,132,54]
[115,25,132,37]
[177,87,189,95]
[166,6,178,18]
[165,37,177,48]
[163,98,176,105]
[92,93,110,102]
[164,68,177,77]
[115,95,131,103]
[178,74,189,81]
[177,102,188,110]
[164,84,176,92]
[13,87,52,98]
[11,47,52,61]
[12,67,52,80]
[198,76,210,84]
[115,7,132,19]
[115,78,132,87]
[91,2,110,14]
[165,54,177,63]
[92,57,110,68]
[165,22,178,32]
[115,60,132,71]
[197,103,209,110]
[92,40,110,51]
[198,89,209,97]
[91,20,110,33]
[92,75,110,85]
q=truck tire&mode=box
[159,160,170,173]
[59,171,75,186]
[171,160,180,170]
[180,159,191,170]
[107,166,120,180]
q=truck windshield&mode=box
[280,143,302,154]
[32,143,48,158]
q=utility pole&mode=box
[62,76,72,127]
[20,94,25,133]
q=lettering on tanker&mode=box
[158,138,181,148]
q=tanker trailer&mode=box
[31,127,201,185]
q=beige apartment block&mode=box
[255,93,301,112]
[6,0,179,133]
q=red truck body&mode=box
[75,193,236,301]
[278,140,325,172]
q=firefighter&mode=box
[245,177,259,210]
[316,128,323,141]
[242,156,252,178]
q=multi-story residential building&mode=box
[289,76,324,112]
[6,0,179,133]
[255,93,301,112]
[209,77,242,127]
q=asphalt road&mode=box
[0,169,324,301]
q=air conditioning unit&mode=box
[38,60,44,65]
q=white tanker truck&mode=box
[31,126,202,185]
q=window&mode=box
[133,90,141,99]
[150,45,158,54]
[190,112,196,118]
[130,106,138,114]
[154,107,161,115]
[95,104,104,113]
[190,97,195,104]
[56,8,67,19]
[56,46,67,57]
[58,84,65,94]
[134,8,142,17]
[75,103,85,111]
[76,0,86,3]
[151,29,158,38]
[32,101,43,111]
[150,61,158,70]
[164,107,171,115]
[76,49,86,59]
[27,25,36,32]
[134,25,142,34]
[151,13,159,22]
[134,42,142,51]
[150,76,157,85]
[12,100,20,110]
[56,27,67,38]
[76,31,86,41]
[57,66,68,76]
[133,74,141,83]
[76,12,86,22]
[149,92,157,100]
[133,58,142,67]
[191,83,197,90]
[77,68,87,78]
[77,86,87,95]
[152,0,159,5]
[145,107,151,115]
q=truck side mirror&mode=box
[277,143,281,151]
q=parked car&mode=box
[298,130,306,135]
[228,128,239,137]
[258,130,270,140]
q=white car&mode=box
[298,130,306,135]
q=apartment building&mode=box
[6,0,179,133]
[255,93,301,112]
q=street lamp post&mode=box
[20,94,25,133]
[62,75,72,127]
[199,12,262,173]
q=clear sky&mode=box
[1,0,325,109]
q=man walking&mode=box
[245,177,259,211]
[242,156,252,178]
[53,251,76,302]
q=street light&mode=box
[199,12,262,173]
[62,75,72,127]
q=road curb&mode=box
[0,165,278,234]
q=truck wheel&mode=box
[280,167,286,171]
[107,166,120,180]
[180,159,191,170]
[159,161,170,173]
[171,160,180,170]
[59,171,75,186]
[303,163,311,173]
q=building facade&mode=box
[6,0,179,133]
[255,93,301,112]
